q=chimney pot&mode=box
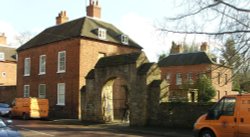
[170,41,183,54]
[56,11,69,25]
[87,0,101,19]
[0,33,7,46]
[200,42,209,52]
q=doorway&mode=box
[101,77,129,122]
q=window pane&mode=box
[39,55,46,74]
[24,58,30,76]
[24,85,30,97]
[98,28,106,40]
[58,51,66,72]
[121,35,129,44]
[57,83,65,105]
[213,97,236,116]
[222,98,236,115]
[39,84,46,98]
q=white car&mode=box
[0,103,11,116]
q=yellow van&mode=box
[9,98,49,120]
[194,94,250,137]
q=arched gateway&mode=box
[82,52,169,126]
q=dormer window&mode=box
[98,28,106,40]
[0,52,5,61]
[121,34,129,45]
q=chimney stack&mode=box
[170,41,183,54]
[86,0,101,19]
[200,42,209,52]
[0,33,7,45]
[56,11,69,25]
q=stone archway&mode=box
[101,79,114,122]
[101,77,129,122]
[82,52,169,126]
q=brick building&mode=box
[0,33,17,103]
[16,0,142,118]
[159,42,236,102]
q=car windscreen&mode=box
[0,103,9,108]
[0,119,6,128]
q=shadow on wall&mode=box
[151,102,215,128]
[0,86,16,104]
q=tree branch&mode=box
[212,8,250,28]
[159,28,250,35]
[220,1,250,12]
[166,2,220,20]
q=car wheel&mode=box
[200,129,216,137]
[22,113,29,120]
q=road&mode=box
[3,118,193,137]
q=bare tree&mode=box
[15,31,33,46]
[159,0,250,80]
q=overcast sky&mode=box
[0,0,212,61]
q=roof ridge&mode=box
[17,16,142,51]
[158,51,215,67]
[85,16,112,25]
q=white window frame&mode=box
[57,51,66,73]
[98,28,107,40]
[0,52,5,61]
[57,83,65,106]
[38,84,46,98]
[121,34,129,45]
[39,55,46,75]
[24,85,30,98]
[176,73,182,85]
[24,58,31,76]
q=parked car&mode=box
[9,98,49,120]
[0,103,11,116]
[194,93,250,137]
[0,118,22,137]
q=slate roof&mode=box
[0,46,16,62]
[95,52,142,68]
[137,63,154,75]
[148,80,164,87]
[158,52,216,67]
[17,17,142,51]
[85,69,95,79]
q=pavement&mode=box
[49,119,194,137]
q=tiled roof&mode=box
[95,52,142,68]
[17,17,142,51]
[158,52,216,67]
[0,46,16,62]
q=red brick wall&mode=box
[17,39,81,118]
[160,64,232,101]
[17,38,140,118]
[0,86,16,104]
